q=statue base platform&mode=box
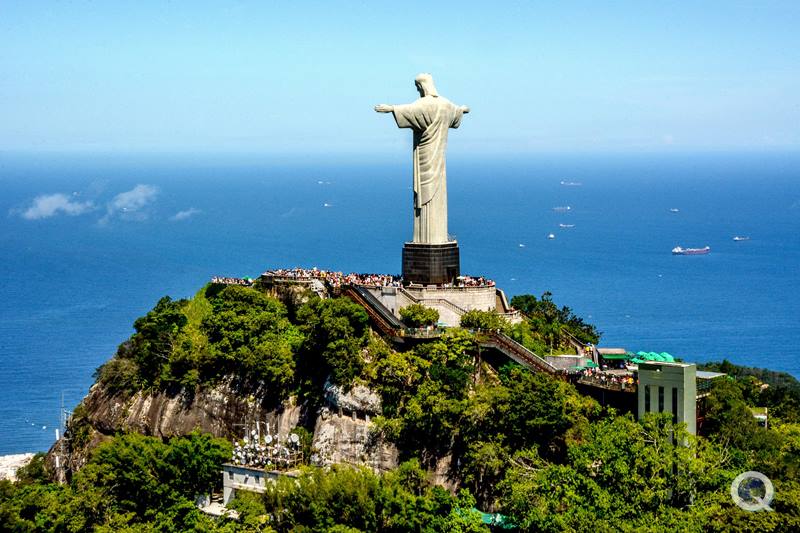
[402,241,460,286]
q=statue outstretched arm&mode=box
[374,104,394,113]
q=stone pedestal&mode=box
[402,241,460,285]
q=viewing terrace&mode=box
[575,369,637,392]
[210,276,254,286]
[258,267,496,290]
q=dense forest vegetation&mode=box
[3,283,799,531]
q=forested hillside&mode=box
[2,283,799,531]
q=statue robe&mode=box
[392,95,464,244]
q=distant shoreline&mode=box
[0,453,34,482]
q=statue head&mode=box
[415,73,439,98]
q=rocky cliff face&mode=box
[315,381,398,471]
[52,377,400,479]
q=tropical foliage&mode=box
[0,432,231,532]
[17,285,800,531]
[511,291,600,349]
[399,304,440,328]
[95,286,368,403]
[263,460,486,532]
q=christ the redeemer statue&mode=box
[375,74,469,244]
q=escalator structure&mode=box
[480,331,558,374]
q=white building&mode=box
[637,361,697,435]
[222,463,288,505]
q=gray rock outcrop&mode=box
[52,377,400,478]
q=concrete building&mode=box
[222,463,294,505]
[637,361,697,435]
[365,284,521,328]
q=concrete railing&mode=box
[498,310,522,322]
[400,287,520,326]
[397,287,470,316]
[402,285,496,293]
[402,328,445,339]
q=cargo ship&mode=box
[672,246,710,255]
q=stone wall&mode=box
[367,285,499,327]
[312,408,398,473]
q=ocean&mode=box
[1,151,798,454]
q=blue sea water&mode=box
[1,152,798,454]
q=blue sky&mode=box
[1,1,798,155]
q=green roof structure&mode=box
[630,351,676,363]
[600,353,631,360]
[477,510,515,529]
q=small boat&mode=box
[552,206,571,212]
[560,180,582,186]
[559,223,575,228]
[547,233,556,240]
[672,246,710,255]
[669,208,680,213]
[733,236,750,241]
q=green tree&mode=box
[264,465,381,531]
[0,479,70,532]
[202,286,302,399]
[94,357,140,395]
[377,330,478,460]
[704,378,781,464]
[75,433,179,521]
[507,319,549,356]
[66,432,231,529]
[367,345,429,418]
[499,414,735,531]
[261,462,489,532]
[511,292,600,345]
[296,297,369,389]
[95,296,189,390]
[399,304,440,328]
[454,365,598,506]
[459,309,508,332]
[227,490,273,532]
[165,431,232,498]
[13,453,50,485]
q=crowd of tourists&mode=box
[261,267,327,280]
[406,275,495,288]
[261,267,402,288]
[577,368,636,389]
[454,275,495,287]
[259,267,495,289]
[326,272,402,288]
[210,276,253,286]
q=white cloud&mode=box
[109,184,159,212]
[100,184,159,224]
[169,208,201,221]
[18,193,94,220]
